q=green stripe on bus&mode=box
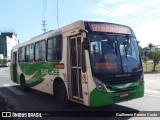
[18,61,60,87]
[89,85,144,107]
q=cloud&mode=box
[94,0,158,17]
[112,4,136,16]
[95,2,137,16]
[133,20,160,47]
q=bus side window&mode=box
[55,35,62,60]
[35,41,46,62]
[18,47,25,63]
[47,37,54,61]
[25,44,34,62]
[47,35,62,61]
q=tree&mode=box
[148,43,154,52]
[139,45,144,57]
[143,55,148,72]
[141,47,149,72]
[147,49,160,71]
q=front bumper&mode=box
[89,85,144,107]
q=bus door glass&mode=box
[69,35,83,100]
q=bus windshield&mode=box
[89,34,142,74]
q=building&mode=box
[0,29,17,60]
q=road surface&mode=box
[0,67,160,120]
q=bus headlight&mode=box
[93,77,107,92]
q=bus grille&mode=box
[111,86,138,93]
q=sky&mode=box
[1,0,160,48]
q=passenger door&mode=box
[69,35,83,100]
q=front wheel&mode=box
[55,82,70,107]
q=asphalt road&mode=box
[0,67,160,120]
[145,73,160,92]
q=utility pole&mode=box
[42,20,47,33]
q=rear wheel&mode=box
[20,75,27,91]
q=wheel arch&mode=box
[53,77,68,96]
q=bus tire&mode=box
[54,81,69,107]
[20,75,27,91]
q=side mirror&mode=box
[84,38,89,50]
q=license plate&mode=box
[120,92,128,98]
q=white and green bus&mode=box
[10,20,144,107]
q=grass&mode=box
[142,61,160,73]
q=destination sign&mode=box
[90,23,131,34]
[96,62,117,70]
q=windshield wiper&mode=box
[100,33,117,55]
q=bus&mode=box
[10,20,144,107]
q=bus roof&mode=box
[12,20,86,50]
[11,20,131,51]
